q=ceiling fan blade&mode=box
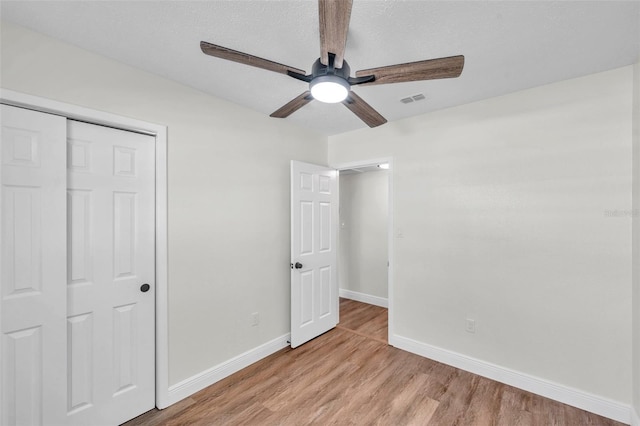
[201,41,306,76]
[355,55,465,86]
[342,92,387,128]
[319,0,353,68]
[270,91,314,118]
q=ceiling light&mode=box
[310,76,350,103]
[378,163,390,169]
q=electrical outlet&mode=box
[465,318,476,334]
[251,312,259,327]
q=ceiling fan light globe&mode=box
[310,76,350,103]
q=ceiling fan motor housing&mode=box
[309,53,351,103]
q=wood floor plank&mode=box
[378,372,440,425]
[495,386,534,425]
[459,376,504,425]
[124,299,625,426]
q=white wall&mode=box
[0,21,327,386]
[339,170,388,299]
[330,66,633,404]
[632,60,640,424]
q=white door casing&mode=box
[66,120,155,425]
[290,161,338,348]
[1,105,68,425]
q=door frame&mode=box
[0,89,171,409]
[331,157,394,342]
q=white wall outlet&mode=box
[251,312,259,327]
[465,318,476,334]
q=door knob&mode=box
[140,283,150,293]
[294,262,303,269]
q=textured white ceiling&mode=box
[2,1,639,136]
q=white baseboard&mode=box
[163,333,290,407]
[632,406,640,426]
[390,334,630,424]
[339,288,388,308]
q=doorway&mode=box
[336,159,393,344]
[289,159,393,347]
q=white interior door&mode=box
[1,105,68,425]
[290,160,338,348]
[66,120,155,425]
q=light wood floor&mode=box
[125,299,623,425]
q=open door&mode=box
[290,161,338,348]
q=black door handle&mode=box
[140,283,150,293]
[294,262,303,269]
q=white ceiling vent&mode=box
[401,93,426,104]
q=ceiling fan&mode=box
[200,0,464,128]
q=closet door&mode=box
[66,120,155,425]
[1,105,68,425]
[2,107,156,425]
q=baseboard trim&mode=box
[339,288,388,308]
[390,334,630,424]
[632,406,640,426]
[164,333,290,407]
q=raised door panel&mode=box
[68,189,93,286]
[2,327,43,426]
[319,201,332,253]
[67,313,93,415]
[300,201,314,256]
[300,271,314,327]
[113,146,136,177]
[318,175,331,194]
[2,126,41,168]
[113,192,137,279]
[2,186,42,297]
[113,303,137,396]
[319,266,332,318]
[67,139,91,173]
